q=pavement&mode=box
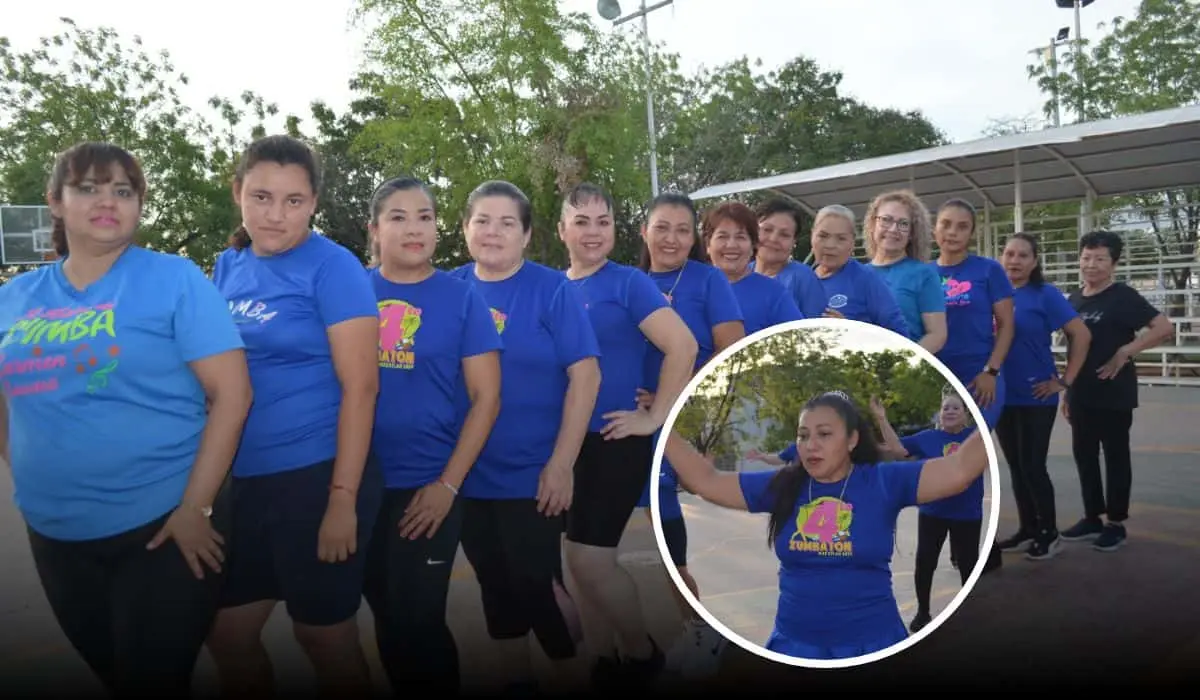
[0,386,1197,694]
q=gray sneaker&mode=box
[1092,523,1127,552]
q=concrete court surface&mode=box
[0,386,1197,694]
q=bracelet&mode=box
[439,479,459,496]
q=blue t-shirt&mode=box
[569,261,668,433]
[213,232,380,478]
[732,273,805,335]
[817,259,909,339]
[738,460,925,659]
[869,257,945,342]
[900,427,982,521]
[935,254,1014,367]
[0,247,245,541]
[778,443,798,463]
[370,269,503,489]
[449,261,601,500]
[638,261,743,512]
[750,260,826,319]
[1004,283,1078,407]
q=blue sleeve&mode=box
[211,249,228,285]
[1042,285,1078,332]
[988,258,1015,303]
[314,248,380,327]
[917,265,946,314]
[772,284,805,324]
[738,469,778,513]
[460,287,504,359]
[545,280,601,368]
[868,272,910,338]
[173,260,245,362]
[624,269,670,326]
[877,459,926,511]
[705,267,745,326]
[795,265,827,319]
[899,430,936,458]
[778,443,798,462]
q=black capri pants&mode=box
[27,488,231,697]
[219,457,385,626]
[567,432,654,548]
[460,497,576,660]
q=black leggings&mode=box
[996,405,1060,534]
[914,514,981,616]
[363,487,464,695]
[1069,404,1135,522]
[459,498,575,660]
[27,509,227,697]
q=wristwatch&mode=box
[983,365,999,376]
[183,502,213,518]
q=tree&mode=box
[672,328,951,463]
[1026,0,1200,301]
[0,18,285,277]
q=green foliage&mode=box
[674,328,952,462]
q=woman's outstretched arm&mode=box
[663,432,749,511]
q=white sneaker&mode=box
[664,619,702,672]
[680,622,728,680]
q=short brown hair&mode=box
[701,201,760,251]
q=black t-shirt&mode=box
[1066,282,1161,411]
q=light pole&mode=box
[1055,0,1095,122]
[1029,26,1072,127]
[597,0,675,197]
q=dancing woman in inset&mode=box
[662,391,991,660]
[874,393,981,633]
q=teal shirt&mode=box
[869,257,944,341]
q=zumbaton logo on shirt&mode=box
[489,308,507,335]
[790,496,854,557]
[0,303,121,396]
[943,442,961,456]
[942,277,973,308]
[377,299,422,370]
[227,299,278,325]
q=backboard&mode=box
[1,205,57,266]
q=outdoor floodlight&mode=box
[598,0,622,21]
[1056,27,1070,41]
[1055,0,1095,8]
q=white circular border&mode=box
[649,317,1002,670]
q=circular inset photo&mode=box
[648,317,1001,669]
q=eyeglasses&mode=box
[874,214,912,232]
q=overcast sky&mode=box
[6,0,1141,144]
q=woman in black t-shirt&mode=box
[1060,231,1173,552]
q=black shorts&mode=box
[660,515,688,567]
[219,457,384,626]
[566,432,654,548]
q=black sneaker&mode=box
[590,654,622,692]
[997,530,1034,552]
[620,636,665,686]
[909,610,932,633]
[1025,530,1062,561]
[1093,522,1127,552]
[1060,517,1105,541]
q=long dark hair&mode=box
[1009,232,1045,286]
[764,391,881,547]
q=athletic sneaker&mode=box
[1092,522,1127,552]
[678,622,728,680]
[909,610,932,634]
[997,530,1034,552]
[664,619,700,672]
[1024,530,1062,561]
[1060,516,1105,541]
[620,636,665,686]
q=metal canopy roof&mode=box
[688,104,1200,216]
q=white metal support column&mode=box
[1013,150,1025,236]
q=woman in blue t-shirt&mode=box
[361,177,503,694]
[207,135,385,695]
[863,190,947,353]
[0,142,252,696]
[809,205,909,338]
[702,201,805,335]
[661,391,991,660]
[875,393,981,634]
[449,180,603,692]
[556,183,699,688]
[931,198,1015,433]
[634,192,746,678]
[996,233,1091,561]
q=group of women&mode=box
[0,133,1175,698]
